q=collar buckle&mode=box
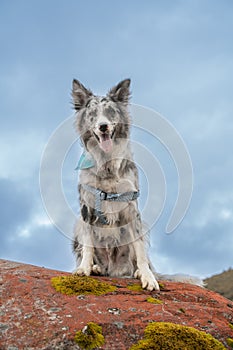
[100,191,107,200]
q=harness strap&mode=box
[81,184,140,225]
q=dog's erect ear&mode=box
[72,79,93,111]
[108,79,131,105]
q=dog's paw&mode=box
[134,268,160,291]
[73,266,91,276]
[92,264,102,275]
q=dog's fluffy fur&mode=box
[72,79,203,291]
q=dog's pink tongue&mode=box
[100,134,113,153]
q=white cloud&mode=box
[16,213,53,239]
[219,209,232,221]
[18,228,30,238]
[34,215,52,227]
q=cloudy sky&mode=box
[1,0,232,279]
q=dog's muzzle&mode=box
[93,122,115,153]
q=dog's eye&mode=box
[85,100,91,108]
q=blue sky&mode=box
[0,0,232,278]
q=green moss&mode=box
[146,297,163,304]
[127,282,165,292]
[74,322,105,349]
[227,338,233,348]
[51,275,116,296]
[158,282,165,290]
[229,323,233,330]
[130,322,226,350]
[127,283,144,292]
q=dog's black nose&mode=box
[99,123,109,133]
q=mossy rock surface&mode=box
[51,275,116,296]
[130,322,226,350]
[74,322,105,349]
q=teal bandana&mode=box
[75,150,95,170]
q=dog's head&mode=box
[72,79,131,154]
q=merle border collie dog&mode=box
[72,79,203,291]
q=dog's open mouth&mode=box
[93,130,115,153]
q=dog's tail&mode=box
[148,262,205,287]
[155,273,205,287]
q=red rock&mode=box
[0,259,233,349]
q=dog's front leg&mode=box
[73,220,93,276]
[133,237,160,291]
[131,214,160,291]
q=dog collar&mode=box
[75,150,95,170]
[82,184,140,225]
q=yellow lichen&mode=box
[146,297,163,304]
[227,338,233,348]
[130,322,226,350]
[229,323,233,330]
[74,322,105,349]
[51,275,116,296]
